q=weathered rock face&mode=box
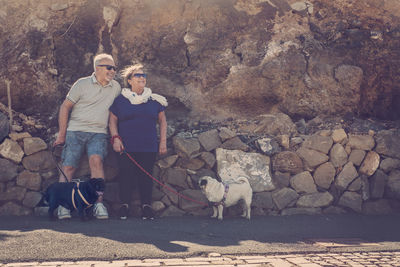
[0,0,399,122]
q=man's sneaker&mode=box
[93,202,109,219]
[58,206,71,219]
[142,204,154,220]
[119,204,129,220]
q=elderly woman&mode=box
[109,63,167,220]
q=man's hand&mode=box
[53,133,65,147]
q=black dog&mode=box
[38,178,105,221]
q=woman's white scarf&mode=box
[121,87,168,107]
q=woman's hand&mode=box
[113,138,124,153]
[159,140,167,155]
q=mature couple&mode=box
[53,53,168,220]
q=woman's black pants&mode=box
[118,152,157,206]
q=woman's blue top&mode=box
[110,95,165,152]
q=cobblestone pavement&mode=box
[2,251,400,267]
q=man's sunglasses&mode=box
[133,73,147,78]
[97,65,116,71]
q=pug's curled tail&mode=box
[237,176,250,184]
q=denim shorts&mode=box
[61,131,108,168]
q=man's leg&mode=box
[87,133,108,219]
[58,165,76,182]
[57,131,84,219]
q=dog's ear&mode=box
[199,179,207,186]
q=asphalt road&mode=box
[1,214,400,263]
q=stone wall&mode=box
[1,0,400,123]
[1,113,400,218]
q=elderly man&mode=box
[53,53,121,219]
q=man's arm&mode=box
[109,111,124,153]
[53,99,75,146]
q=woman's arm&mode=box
[109,111,124,153]
[158,111,167,155]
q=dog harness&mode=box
[71,182,92,210]
[213,183,230,207]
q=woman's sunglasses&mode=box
[133,73,147,78]
[97,65,116,71]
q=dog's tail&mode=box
[236,176,250,184]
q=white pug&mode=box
[199,176,253,220]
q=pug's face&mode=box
[89,178,106,196]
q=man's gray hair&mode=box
[93,53,114,71]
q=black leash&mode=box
[51,144,69,181]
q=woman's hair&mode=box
[120,63,144,87]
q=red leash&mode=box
[123,150,209,207]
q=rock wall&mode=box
[1,112,400,218]
[0,0,399,125]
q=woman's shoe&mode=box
[119,204,129,220]
[141,204,154,220]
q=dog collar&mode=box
[213,183,229,207]
[71,182,93,210]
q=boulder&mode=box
[0,158,19,182]
[302,135,333,154]
[216,148,275,192]
[22,151,56,171]
[176,157,205,171]
[218,127,236,142]
[252,192,274,209]
[359,151,380,176]
[369,170,387,199]
[313,162,335,190]
[348,149,366,166]
[272,151,303,174]
[200,152,216,168]
[0,202,32,216]
[22,191,43,208]
[385,170,400,199]
[375,130,400,159]
[23,137,47,155]
[256,137,281,156]
[296,192,334,208]
[220,136,249,151]
[362,199,394,215]
[157,155,179,169]
[272,187,299,210]
[290,171,317,194]
[198,129,221,151]
[178,189,208,211]
[335,162,358,191]
[329,143,348,168]
[348,135,375,151]
[0,138,24,163]
[331,128,347,143]
[163,168,188,189]
[379,158,400,173]
[16,170,42,191]
[253,113,297,136]
[338,191,363,213]
[172,136,201,159]
[0,186,27,201]
[296,147,329,169]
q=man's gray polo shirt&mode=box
[66,73,121,134]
